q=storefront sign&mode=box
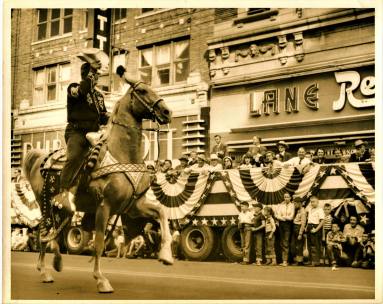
[333,71,375,111]
[93,9,111,53]
[250,70,374,117]
[250,84,319,116]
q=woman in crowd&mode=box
[239,153,253,169]
[223,156,234,169]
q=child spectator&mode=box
[306,195,325,266]
[263,206,277,265]
[126,235,145,258]
[275,192,295,266]
[248,136,266,167]
[251,202,265,265]
[326,222,346,271]
[239,153,253,169]
[188,150,198,166]
[321,203,333,265]
[115,228,125,258]
[364,231,375,269]
[343,215,364,267]
[291,197,306,265]
[359,233,372,269]
[238,201,254,265]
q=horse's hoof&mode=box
[41,273,54,283]
[97,280,114,293]
[53,255,63,272]
[159,258,174,265]
[158,249,174,265]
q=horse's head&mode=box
[116,66,172,125]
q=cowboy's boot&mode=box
[52,186,77,215]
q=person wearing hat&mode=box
[211,135,227,159]
[223,156,234,169]
[174,155,190,176]
[349,139,371,162]
[190,154,210,174]
[52,51,110,214]
[276,141,292,162]
[290,197,307,266]
[209,154,223,171]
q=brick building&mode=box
[11,8,375,169]
[11,8,215,168]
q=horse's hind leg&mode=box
[37,241,54,283]
[93,201,114,293]
[51,239,63,272]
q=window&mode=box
[214,8,238,23]
[81,9,88,30]
[114,8,127,22]
[247,8,270,15]
[33,63,71,105]
[138,40,190,86]
[142,8,154,14]
[36,9,73,40]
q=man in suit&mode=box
[276,141,292,162]
[211,135,227,159]
[349,139,371,162]
[52,53,109,214]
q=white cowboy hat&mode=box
[354,139,367,147]
[77,48,109,75]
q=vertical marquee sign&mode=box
[93,9,111,54]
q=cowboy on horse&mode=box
[52,50,110,214]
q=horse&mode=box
[23,68,173,293]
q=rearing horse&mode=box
[23,68,173,293]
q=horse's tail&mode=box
[23,149,45,182]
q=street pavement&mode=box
[9,251,375,301]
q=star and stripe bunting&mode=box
[149,163,374,227]
[145,171,217,229]
[11,181,41,227]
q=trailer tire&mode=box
[66,226,91,255]
[221,226,242,262]
[180,226,215,261]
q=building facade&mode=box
[11,8,215,168]
[11,8,375,169]
[207,8,375,160]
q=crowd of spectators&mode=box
[238,195,375,270]
[146,136,374,177]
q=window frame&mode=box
[36,9,73,41]
[114,8,127,23]
[33,63,71,105]
[138,39,190,87]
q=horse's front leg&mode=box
[156,205,174,265]
[37,241,54,283]
[93,201,114,293]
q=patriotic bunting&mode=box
[11,181,41,227]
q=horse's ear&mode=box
[116,65,139,87]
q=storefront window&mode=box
[139,40,190,87]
